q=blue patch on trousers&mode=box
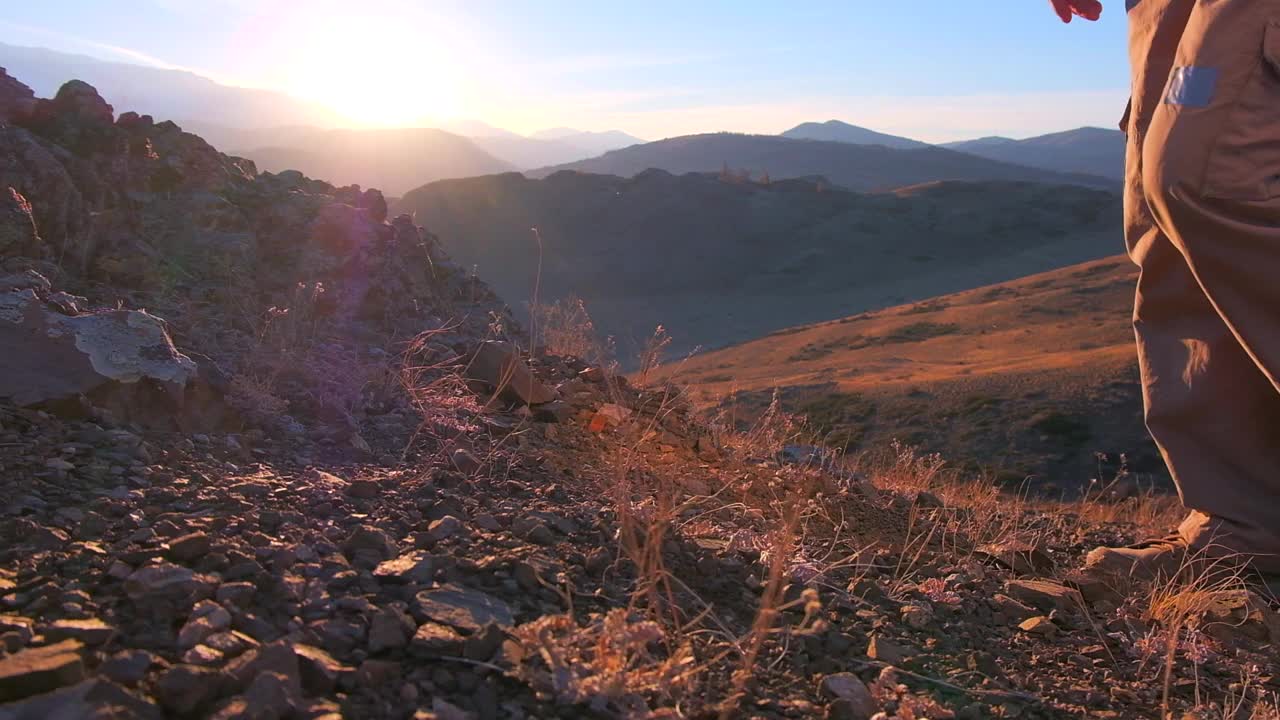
[1165,66,1219,107]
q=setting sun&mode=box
[282,14,462,126]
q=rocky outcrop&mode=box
[0,67,36,124]
[0,71,518,436]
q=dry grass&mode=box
[531,295,611,361]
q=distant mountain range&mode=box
[0,42,641,187]
[466,129,644,172]
[942,127,1125,181]
[393,170,1122,357]
[531,133,1116,192]
[781,120,930,150]
[236,128,513,196]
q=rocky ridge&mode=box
[0,69,1277,720]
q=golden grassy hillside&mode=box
[660,255,1163,490]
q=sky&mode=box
[0,0,1131,142]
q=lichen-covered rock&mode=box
[0,277,196,412]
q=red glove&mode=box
[1050,0,1103,22]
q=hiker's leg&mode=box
[1138,2,1280,573]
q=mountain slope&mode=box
[0,41,337,148]
[657,256,1159,489]
[781,120,929,149]
[394,170,1122,357]
[943,127,1125,181]
[238,128,513,195]
[529,133,1116,191]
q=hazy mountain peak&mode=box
[780,120,930,150]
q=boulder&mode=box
[466,341,557,406]
[0,277,198,417]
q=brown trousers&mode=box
[1126,1,1280,573]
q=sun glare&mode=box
[284,15,462,127]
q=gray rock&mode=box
[368,607,416,653]
[415,585,514,633]
[373,552,436,585]
[819,673,877,719]
[1004,579,1083,614]
[155,664,222,715]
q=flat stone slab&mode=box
[415,584,513,633]
[0,639,86,702]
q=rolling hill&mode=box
[780,120,929,149]
[395,170,1123,358]
[943,127,1125,181]
[529,133,1117,191]
[655,256,1159,490]
[237,128,513,195]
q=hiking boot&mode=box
[1081,534,1188,582]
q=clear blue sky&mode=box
[0,1,1129,141]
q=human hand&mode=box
[1050,0,1103,22]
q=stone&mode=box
[818,673,877,719]
[368,607,416,653]
[167,532,212,562]
[373,552,436,585]
[1018,616,1058,637]
[1004,580,1083,615]
[428,515,463,542]
[988,596,1034,625]
[410,622,465,656]
[462,623,506,661]
[342,525,398,561]
[976,542,1055,575]
[532,400,573,423]
[293,644,351,696]
[589,403,633,432]
[156,664,222,715]
[899,604,931,629]
[178,605,231,648]
[450,448,481,474]
[124,563,197,599]
[865,635,912,665]
[415,585,514,633]
[356,658,401,689]
[0,678,162,720]
[98,649,155,687]
[465,341,557,405]
[215,581,256,606]
[42,618,115,645]
[346,478,380,499]
[0,639,86,702]
[182,644,225,666]
[224,641,302,696]
[0,615,35,644]
[244,671,299,718]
